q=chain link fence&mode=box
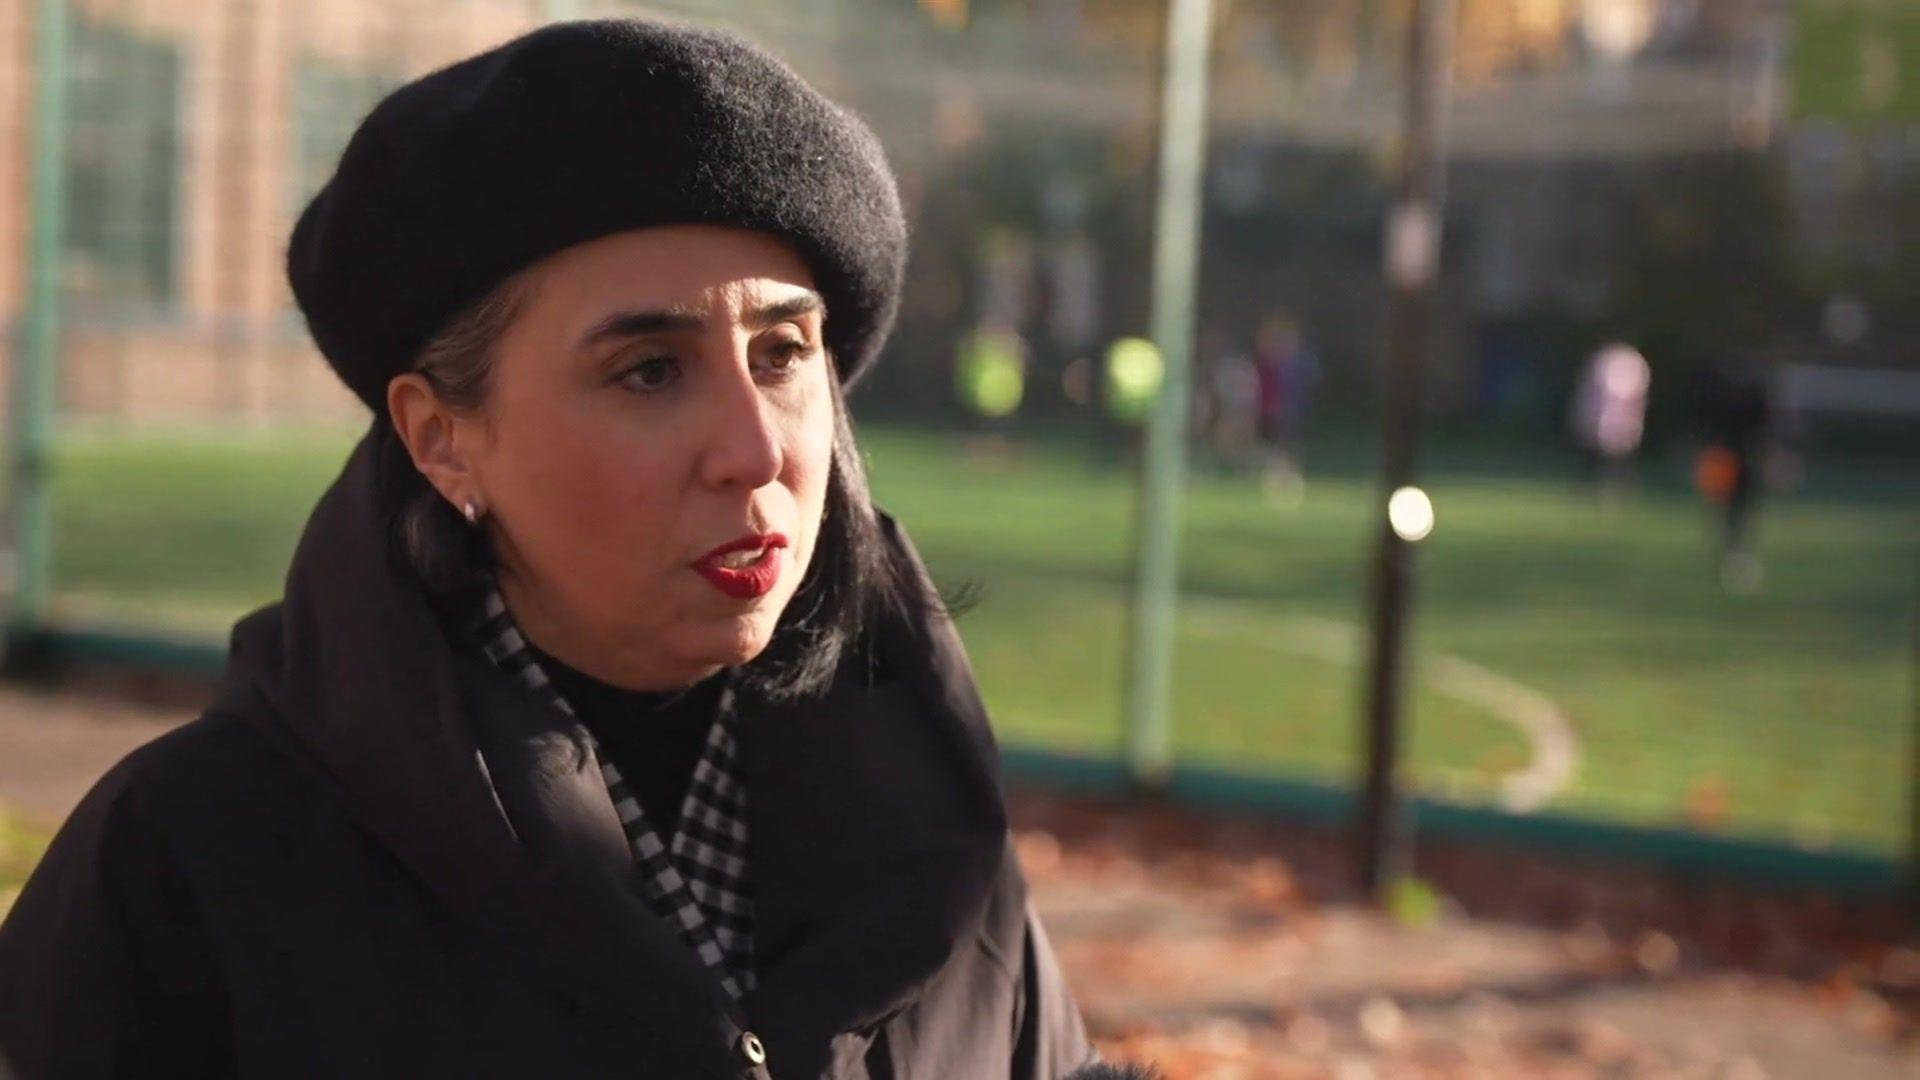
[2,0,1915,872]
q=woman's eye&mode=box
[762,339,817,378]
[618,356,680,393]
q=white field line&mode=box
[1172,602,1582,812]
[1424,655,1582,813]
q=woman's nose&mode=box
[698,354,784,491]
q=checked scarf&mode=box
[470,586,756,1001]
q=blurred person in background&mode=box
[1688,357,1777,593]
[956,319,1029,462]
[0,20,1107,1079]
[1249,313,1321,501]
[1568,341,1652,500]
[1195,328,1261,475]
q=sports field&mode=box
[27,422,1919,855]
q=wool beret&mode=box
[288,19,907,413]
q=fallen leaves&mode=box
[1012,788,1920,1078]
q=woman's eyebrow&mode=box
[745,293,825,329]
[577,292,825,349]
[579,308,704,348]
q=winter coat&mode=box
[0,425,1099,1079]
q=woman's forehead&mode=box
[574,291,826,353]
[537,224,819,310]
[486,225,826,366]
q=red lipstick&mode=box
[691,533,788,599]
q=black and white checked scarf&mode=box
[470,586,756,1000]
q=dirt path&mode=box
[0,686,190,826]
[1011,791,1919,1078]
[2,685,1915,1079]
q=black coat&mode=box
[0,428,1097,1079]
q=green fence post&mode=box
[1123,0,1214,788]
[5,0,71,638]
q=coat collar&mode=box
[213,421,1008,1079]
[738,508,1010,1077]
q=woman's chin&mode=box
[687,614,778,669]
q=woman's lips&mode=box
[692,534,788,599]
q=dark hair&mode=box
[381,270,931,703]
[1063,1064,1163,1080]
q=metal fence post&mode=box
[5,0,72,639]
[1358,0,1454,900]
[1907,544,1919,929]
[1124,0,1214,788]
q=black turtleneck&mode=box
[526,645,731,836]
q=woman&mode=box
[0,20,1103,1079]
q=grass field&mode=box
[24,421,1919,855]
[0,807,49,914]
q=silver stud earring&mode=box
[462,499,482,525]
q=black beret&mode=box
[288,19,907,413]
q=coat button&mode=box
[738,1031,767,1066]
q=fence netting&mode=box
[2,0,1914,860]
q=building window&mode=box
[291,55,399,209]
[64,13,180,311]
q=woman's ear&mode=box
[387,373,477,509]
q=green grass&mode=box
[0,807,50,916]
[27,422,1920,855]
